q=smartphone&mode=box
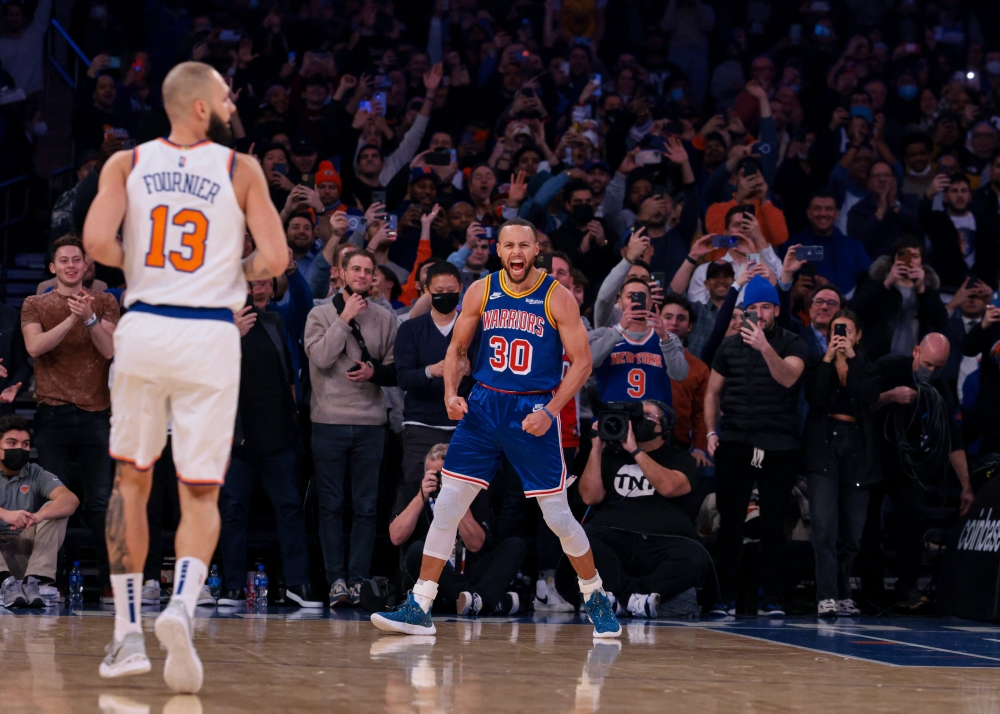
[635,150,662,165]
[896,248,912,267]
[373,92,387,115]
[711,235,739,250]
[273,162,287,176]
[629,291,647,313]
[798,245,824,261]
[589,74,602,97]
[372,190,386,206]
[347,363,362,373]
[425,149,451,166]
[359,100,373,113]
[386,214,398,237]
[744,311,759,327]
[449,148,457,164]
[300,173,315,189]
[346,216,367,232]
[651,271,667,288]
[991,291,1000,309]
[747,253,760,265]
[287,51,297,65]
[482,226,494,239]
[833,323,847,338]
[219,30,242,42]
[460,271,480,292]
[108,56,121,69]
[534,254,553,272]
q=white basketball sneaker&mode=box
[155,600,204,693]
[534,577,575,613]
[99,632,151,678]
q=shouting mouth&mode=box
[508,258,526,278]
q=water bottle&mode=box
[69,561,84,604]
[207,565,221,601]
[254,565,268,609]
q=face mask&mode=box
[898,84,918,101]
[1,448,30,472]
[32,121,48,137]
[431,292,460,314]
[633,417,659,443]
[571,203,594,224]
[670,88,685,102]
[605,109,624,125]
[915,365,940,383]
[987,60,1000,76]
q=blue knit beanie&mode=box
[742,276,779,308]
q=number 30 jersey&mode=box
[594,328,673,405]
[472,271,564,393]
[122,139,247,312]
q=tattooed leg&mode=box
[105,462,152,575]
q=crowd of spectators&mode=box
[0,0,998,617]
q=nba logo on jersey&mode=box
[178,156,186,168]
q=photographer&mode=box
[704,276,806,616]
[578,401,708,618]
[389,444,525,617]
[591,278,688,405]
[803,310,880,617]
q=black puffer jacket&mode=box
[711,326,807,451]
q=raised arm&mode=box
[237,153,289,280]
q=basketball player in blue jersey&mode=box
[593,277,688,403]
[372,218,622,638]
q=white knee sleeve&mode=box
[537,492,590,558]
[422,478,481,560]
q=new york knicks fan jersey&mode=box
[122,138,246,313]
[472,271,563,393]
[595,328,672,405]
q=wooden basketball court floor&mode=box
[3,605,1000,713]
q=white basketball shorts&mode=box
[109,310,241,485]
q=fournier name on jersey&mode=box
[139,169,225,205]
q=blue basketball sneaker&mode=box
[583,590,622,638]
[371,592,437,635]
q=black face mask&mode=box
[2,448,30,473]
[633,417,659,443]
[431,292,460,314]
[605,109,624,125]
[571,203,594,224]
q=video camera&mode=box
[588,388,676,443]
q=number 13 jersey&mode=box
[122,139,246,312]
[472,271,564,393]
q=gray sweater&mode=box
[304,299,398,426]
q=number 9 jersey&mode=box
[594,328,672,405]
[122,139,247,312]
[472,271,564,393]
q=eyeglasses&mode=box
[811,298,840,308]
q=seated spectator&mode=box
[918,172,999,293]
[217,287,321,610]
[782,191,871,298]
[0,415,79,609]
[943,277,990,401]
[659,295,710,468]
[851,236,947,360]
[390,444,525,616]
[578,400,708,617]
[591,277,688,406]
[394,262,478,491]
[803,311,880,617]
[304,249,398,608]
[847,161,921,260]
[705,277,806,616]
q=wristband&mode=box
[627,447,642,458]
[685,255,698,267]
[84,314,98,329]
[707,431,717,438]
[541,407,556,423]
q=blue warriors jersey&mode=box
[595,329,672,405]
[472,271,564,393]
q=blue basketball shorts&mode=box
[441,383,567,497]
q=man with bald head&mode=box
[862,332,974,610]
[83,61,289,692]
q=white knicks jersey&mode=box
[122,138,246,312]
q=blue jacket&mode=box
[781,227,872,297]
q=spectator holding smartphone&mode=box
[803,310,880,617]
[960,298,1000,454]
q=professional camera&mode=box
[595,401,646,442]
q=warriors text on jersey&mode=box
[595,328,673,405]
[122,138,247,312]
[472,270,564,393]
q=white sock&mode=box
[169,557,207,619]
[578,573,603,601]
[413,579,438,613]
[111,573,143,641]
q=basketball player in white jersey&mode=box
[82,61,288,693]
